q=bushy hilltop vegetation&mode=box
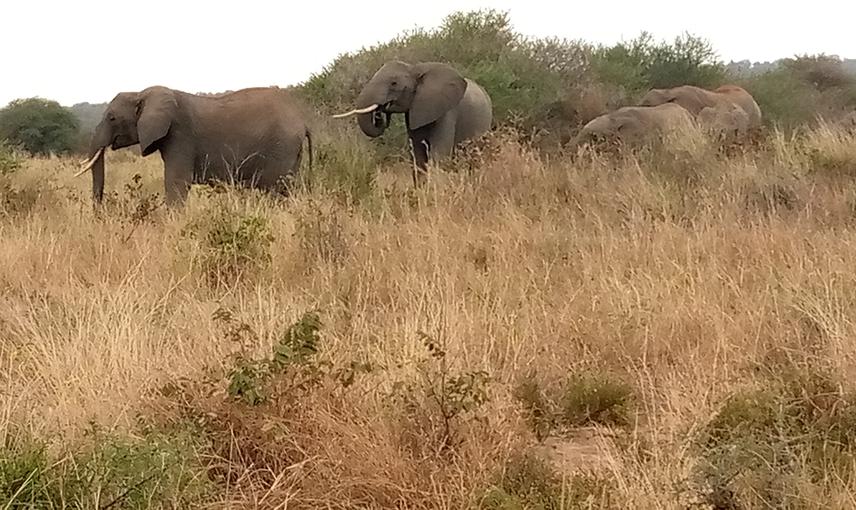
[3,10,856,158]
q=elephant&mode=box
[332,61,492,185]
[77,85,312,207]
[697,104,751,144]
[639,84,762,130]
[572,103,697,148]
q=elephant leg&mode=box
[252,145,300,196]
[161,148,194,208]
[407,111,456,187]
[408,135,429,187]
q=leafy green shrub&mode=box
[512,372,553,440]
[480,452,616,509]
[591,31,726,96]
[0,97,80,155]
[0,429,209,509]
[0,139,21,176]
[0,435,52,507]
[740,55,856,130]
[783,54,856,92]
[0,144,44,218]
[740,69,824,130]
[182,200,274,287]
[389,331,492,453]
[559,373,634,428]
[220,309,325,405]
[690,363,856,509]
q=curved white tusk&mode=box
[74,147,104,177]
[331,104,379,119]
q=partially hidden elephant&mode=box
[572,103,697,148]
[332,61,492,185]
[639,84,762,130]
[77,86,312,207]
[697,104,752,144]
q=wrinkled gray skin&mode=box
[573,103,696,147]
[640,84,762,130]
[85,86,312,208]
[346,61,492,185]
[698,104,751,143]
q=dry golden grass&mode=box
[2,125,856,508]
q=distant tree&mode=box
[0,97,80,155]
[782,54,855,91]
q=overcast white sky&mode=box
[2,0,855,106]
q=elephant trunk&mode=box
[357,110,388,138]
[86,121,112,203]
[355,87,388,138]
[90,147,105,204]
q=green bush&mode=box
[0,140,22,176]
[691,364,856,508]
[0,97,80,156]
[300,10,590,132]
[0,429,209,508]
[480,452,616,509]
[220,309,325,406]
[181,200,275,287]
[740,68,822,130]
[559,373,634,428]
[591,31,726,96]
[739,55,856,130]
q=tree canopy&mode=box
[0,97,80,155]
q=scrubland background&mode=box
[3,10,856,510]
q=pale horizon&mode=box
[2,0,855,107]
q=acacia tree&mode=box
[0,97,80,155]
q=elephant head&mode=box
[572,104,696,149]
[333,61,468,136]
[78,86,178,203]
[698,105,750,142]
[573,110,642,148]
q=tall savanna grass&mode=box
[1,122,856,508]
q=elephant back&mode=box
[714,85,762,129]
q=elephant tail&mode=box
[304,128,313,173]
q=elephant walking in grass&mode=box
[78,86,312,208]
[572,103,697,148]
[697,104,752,145]
[333,61,492,186]
[639,84,762,131]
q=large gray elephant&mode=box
[332,61,492,185]
[572,103,697,148]
[639,84,762,130]
[77,86,312,207]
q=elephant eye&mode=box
[107,113,116,121]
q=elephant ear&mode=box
[409,63,467,130]
[137,87,178,156]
